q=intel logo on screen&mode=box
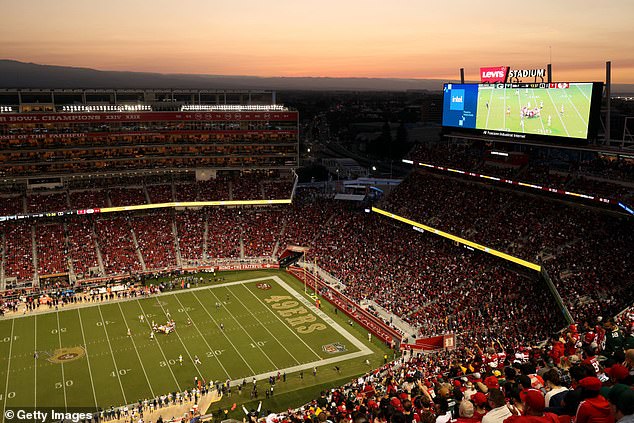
[450,89,465,111]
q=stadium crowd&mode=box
[266,307,633,423]
[408,144,634,204]
[381,171,634,324]
[1,176,631,342]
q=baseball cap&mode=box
[520,389,545,412]
[605,364,628,382]
[484,376,499,390]
[578,377,602,391]
[471,392,488,406]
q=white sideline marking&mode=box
[97,305,128,404]
[117,303,156,397]
[2,320,14,419]
[34,316,37,409]
[272,276,371,354]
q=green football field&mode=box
[0,271,383,417]
[476,84,593,139]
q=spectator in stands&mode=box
[575,377,614,423]
[483,389,512,423]
[543,369,568,409]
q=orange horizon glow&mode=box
[3,0,634,84]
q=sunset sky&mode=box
[3,0,634,83]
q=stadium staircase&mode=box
[172,219,183,267]
[271,221,287,257]
[129,226,147,272]
[31,224,38,287]
[142,183,151,204]
[202,217,209,261]
[239,238,245,259]
[93,223,106,276]
[0,234,5,289]
[228,181,234,200]
[365,299,418,339]
[171,182,177,202]
[63,222,76,281]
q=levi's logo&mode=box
[482,70,506,78]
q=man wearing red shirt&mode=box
[575,377,614,423]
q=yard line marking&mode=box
[575,83,591,102]
[517,88,525,133]
[77,309,99,411]
[152,297,204,380]
[97,304,128,405]
[485,86,494,128]
[546,88,570,137]
[173,294,231,379]
[55,311,68,410]
[116,303,156,397]
[530,90,547,134]
[34,315,37,409]
[238,283,322,361]
[503,87,507,130]
[135,299,181,391]
[205,288,278,369]
[2,320,14,419]
[190,291,256,375]
[565,91,588,129]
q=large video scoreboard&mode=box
[442,82,603,143]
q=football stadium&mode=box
[0,86,632,423]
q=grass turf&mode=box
[476,84,593,139]
[0,270,390,418]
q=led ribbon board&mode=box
[372,207,541,271]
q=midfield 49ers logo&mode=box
[322,342,347,354]
[47,346,86,364]
[256,283,272,290]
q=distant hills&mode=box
[1,60,632,93]
[0,60,446,92]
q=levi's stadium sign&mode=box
[480,66,546,83]
[480,66,509,83]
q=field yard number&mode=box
[111,369,131,377]
[0,392,16,400]
[96,321,113,326]
[206,350,225,357]
[250,341,267,348]
[178,307,193,313]
[0,336,18,342]
[51,328,67,334]
[159,359,177,367]
[55,380,73,389]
